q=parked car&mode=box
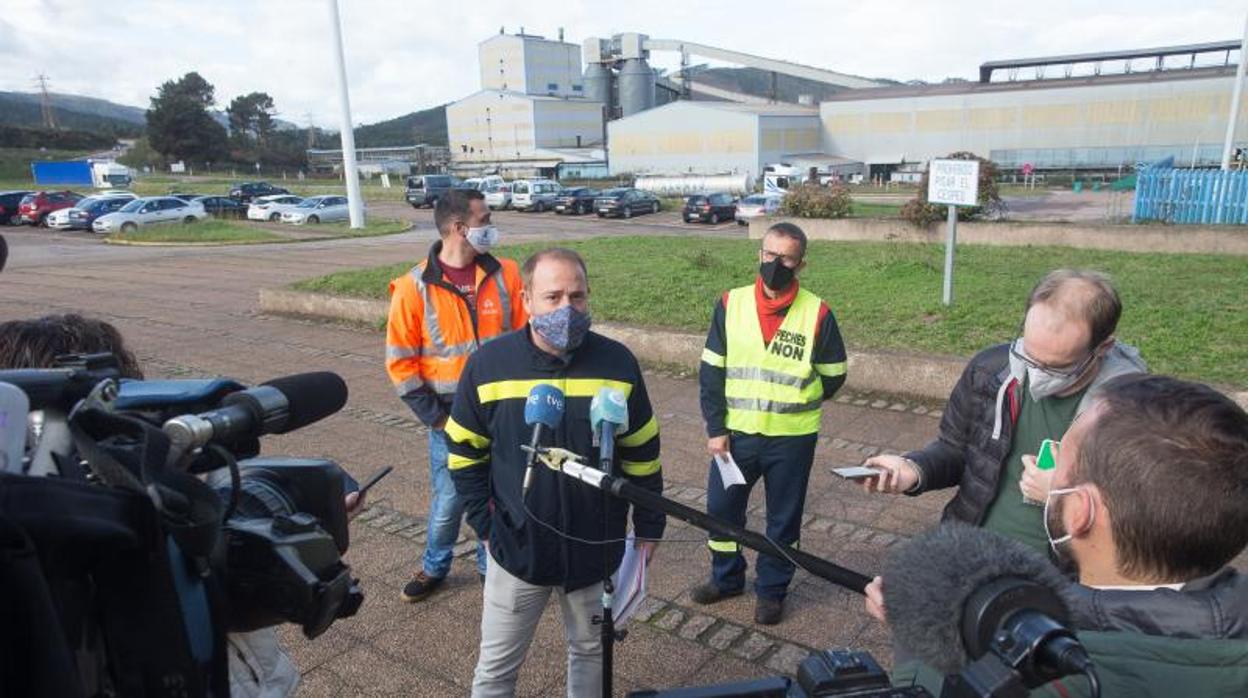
[594,188,660,218]
[48,194,136,230]
[0,190,34,225]
[168,192,205,202]
[511,179,562,212]
[683,192,737,224]
[405,174,458,208]
[246,194,304,221]
[553,188,600,215]
[18,190,84,226]
[193,196,247,218]
[228,181,290,202]
[92,196,208,234]
[484,181,512,210]
[281,195,351,224]
[734,194,783,225]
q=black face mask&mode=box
[759,258,796,291]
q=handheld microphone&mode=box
[883,524,1096,691]
[162,372,348,453]
[589,387,628,473]
[522,384,565,494]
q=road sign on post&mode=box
[928,159,981,306]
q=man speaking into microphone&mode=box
[445,247,665,697]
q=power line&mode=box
[34,73,57,129]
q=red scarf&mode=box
[754,276,798,345]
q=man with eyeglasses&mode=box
[693,222,848,625]
[860,269,1146,554]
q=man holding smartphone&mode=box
[861,270,1146,554]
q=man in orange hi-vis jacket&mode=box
[386,188,527,603]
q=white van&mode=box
[511,179,562,212]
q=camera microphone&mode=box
[163,372,348,452]
[883,524,1096,692]
[522,384,564,494]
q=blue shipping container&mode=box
[31,161,93,186]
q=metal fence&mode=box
[1133,167,1248,224]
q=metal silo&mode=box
[583,62,612,109]
[618,58,655,117]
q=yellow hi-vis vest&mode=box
[722,285,824,436]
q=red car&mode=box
[19,190,83,226]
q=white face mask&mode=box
[466,224,499,253]
[1009,339,1086,401]
[1043,486,1093,558]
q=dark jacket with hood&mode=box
[905,341,1146,524]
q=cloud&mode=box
[0,0,1242,126]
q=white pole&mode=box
[942,205,957,306]
[1220,11,1248,171]
[328,0,364,228]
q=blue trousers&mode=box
[705,431,817,600]
[422,428,487,578]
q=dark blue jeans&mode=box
[705,431,817,600]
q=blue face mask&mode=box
[531,305,591,352]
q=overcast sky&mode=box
[2,0,1243,127]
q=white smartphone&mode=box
[832,466,882,480]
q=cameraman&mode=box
[0,314,365,697]
[869,374,1248,696]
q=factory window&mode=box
[572,84,583,92]
[547,82,558,91]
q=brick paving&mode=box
[2,228,957,696]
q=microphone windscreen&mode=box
[883,523,1071,675]
[589,387,628,431]
[524,384,565,428]
[262,371,348,432]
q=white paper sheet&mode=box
[713,452,747,489]
[612,533,648,626]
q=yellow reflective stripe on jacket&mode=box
[814,361,847,377]
[708,539,739,553]
[618,415,658,448]
[620,458,660,477]
[701,348,726,368]
[448,453,487,470]
[476,378,634,404]
[445,416,490,450]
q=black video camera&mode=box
[0,355,361,696]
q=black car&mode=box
[229,181,290,202]
[594,188,661,219]
[64,195,133,230]
[683,192,737,224]
[553,188,600,215]
[193,196,247,218]
[0,190,33,225]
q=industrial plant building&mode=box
[445,30,1247,182]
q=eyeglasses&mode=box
[761,249,800,268]
[1009,336,1098,379]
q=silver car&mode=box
[92,196,208,234]
[280,195,353,224]
[734,194,783,226]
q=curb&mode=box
[256,287,1248,410]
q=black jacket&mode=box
[447,328,665,590]
[907,342,1146,524]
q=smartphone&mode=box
[356,465,394,496]
[1036,439,1059,471]
[832,466,883,480]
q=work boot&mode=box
[690,582,744,605]
[754,597,783,626]
[400,571,445,603]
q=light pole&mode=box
[328,0,364,228]
[1220,11,1248,171]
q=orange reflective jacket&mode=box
[386,243,527,403]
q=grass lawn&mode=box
[292,236,1248,389]
[107,217,408,244]
[108,220,286,244]
[851,200,903,217]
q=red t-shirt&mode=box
[441,260,477,309]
